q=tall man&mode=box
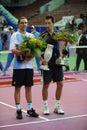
[9,17,39,119]
[40,15,64,115]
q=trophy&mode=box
[55,48,69,66]
[15,44,25,62]
[40,44,54,70]
[55,56,68,66]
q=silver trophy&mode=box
[55,56,68,66]
[40,44,54,70]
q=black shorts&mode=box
[42,65,63,83]
[12,69,33,87]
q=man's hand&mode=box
[24,56,33,62]
[40,56,47,65]
[12,49,24,55]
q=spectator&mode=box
[75,14,84,28]
[2,26,15,75]
[74,24,87,71]
[0,35,3,73]
[1,31,8,50]
[0,34,2,50]
[0,62,3,72]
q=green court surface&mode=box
[0,51,84,71]
[67,56,84,71]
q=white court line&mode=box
[0,101,49,121]
[0,101,87,128]
[81,79,87,82]
[0,113,87,128]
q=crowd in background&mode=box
[0,27,14,51]
[0,13,87,51]
[0,13,87,74]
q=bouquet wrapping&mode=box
[19,36,47,58]
[54,30,77,44]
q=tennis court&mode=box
[0,70,87,130]
[0,50,87,130]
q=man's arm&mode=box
[11,49,24,55]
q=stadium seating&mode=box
[7,0,87,25]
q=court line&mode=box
[0,112,87,128]
[0,101,87,128]
[81,79,87,82]
[0,101,49,121]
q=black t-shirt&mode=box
[76,34,87,54]
[40,31,60,68]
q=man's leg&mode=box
[25,86,39,117]
[42,82,50,100]
[56,81,63,100]
[83,55,87,70]
[54,81,64,114]
[14,87,23,119]
[25,87,32,109]
[14,87,21,104]
[25,87,32,102]
[42,82,50,115]
[75,54,81,71]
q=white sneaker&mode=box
[43,104,50,115]
[54,104,64,114]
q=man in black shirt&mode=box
[75,24,87,71]
[40,15,64,115]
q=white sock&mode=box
[43,100,48,105]
[55,100,60,106]
[16,103,21,110]
[27,102,32,110]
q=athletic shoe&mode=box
[54,104,64,114]
[16,109,23,119]
[27,108,39,117]
[43,104,50,115]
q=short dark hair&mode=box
[45,15,55,23]
[78,23,84,30]
[9,26,14,30]
[18,16,28,24]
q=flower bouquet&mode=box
[19,36,47,58]
[54,30,77,44]
[54,30,78,66]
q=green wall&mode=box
[40,0,65,14]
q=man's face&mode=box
[31,28,35,33]
[78,29,83,35]
[45,19,54,32]
[9,28,14,34]
[18,18,28,32]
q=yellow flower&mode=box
[30,38,36,42]
[19,36,47,58]
[54,30,77,44]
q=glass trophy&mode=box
[55,56,68,66]
[40,44,54,70]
